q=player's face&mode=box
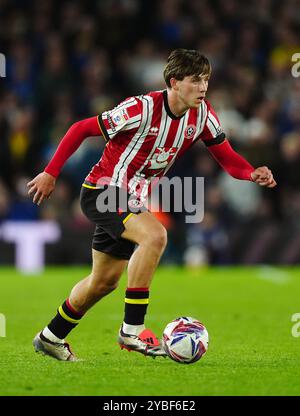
[176,74,209,108]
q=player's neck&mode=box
[166,89,188,117]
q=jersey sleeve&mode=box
[97,97,142,141]
[198,101,226,147]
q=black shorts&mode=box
[80,183,147,260]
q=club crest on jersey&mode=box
[147,147,177,170]
[184,124,196,139]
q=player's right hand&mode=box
[27,172,56,205]
[250,166,277,188]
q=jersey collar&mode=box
[163,90,187,120]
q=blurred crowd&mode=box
[1,0,300,265]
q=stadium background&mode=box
[0,0,300,268]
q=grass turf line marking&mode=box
[255,266,291,285]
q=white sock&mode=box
[122,322,145,336]
[42,326,64,343]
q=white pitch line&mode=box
[255,266,291,285]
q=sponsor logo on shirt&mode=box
[147,147,177,170]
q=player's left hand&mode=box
[250,166,277,188]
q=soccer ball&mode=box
[162,317,209,364]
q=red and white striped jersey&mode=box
[85,90,225,200]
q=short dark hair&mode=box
[163,49,211,88]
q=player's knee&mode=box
[144,225,168,253]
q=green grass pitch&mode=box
[0,265,300,396]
